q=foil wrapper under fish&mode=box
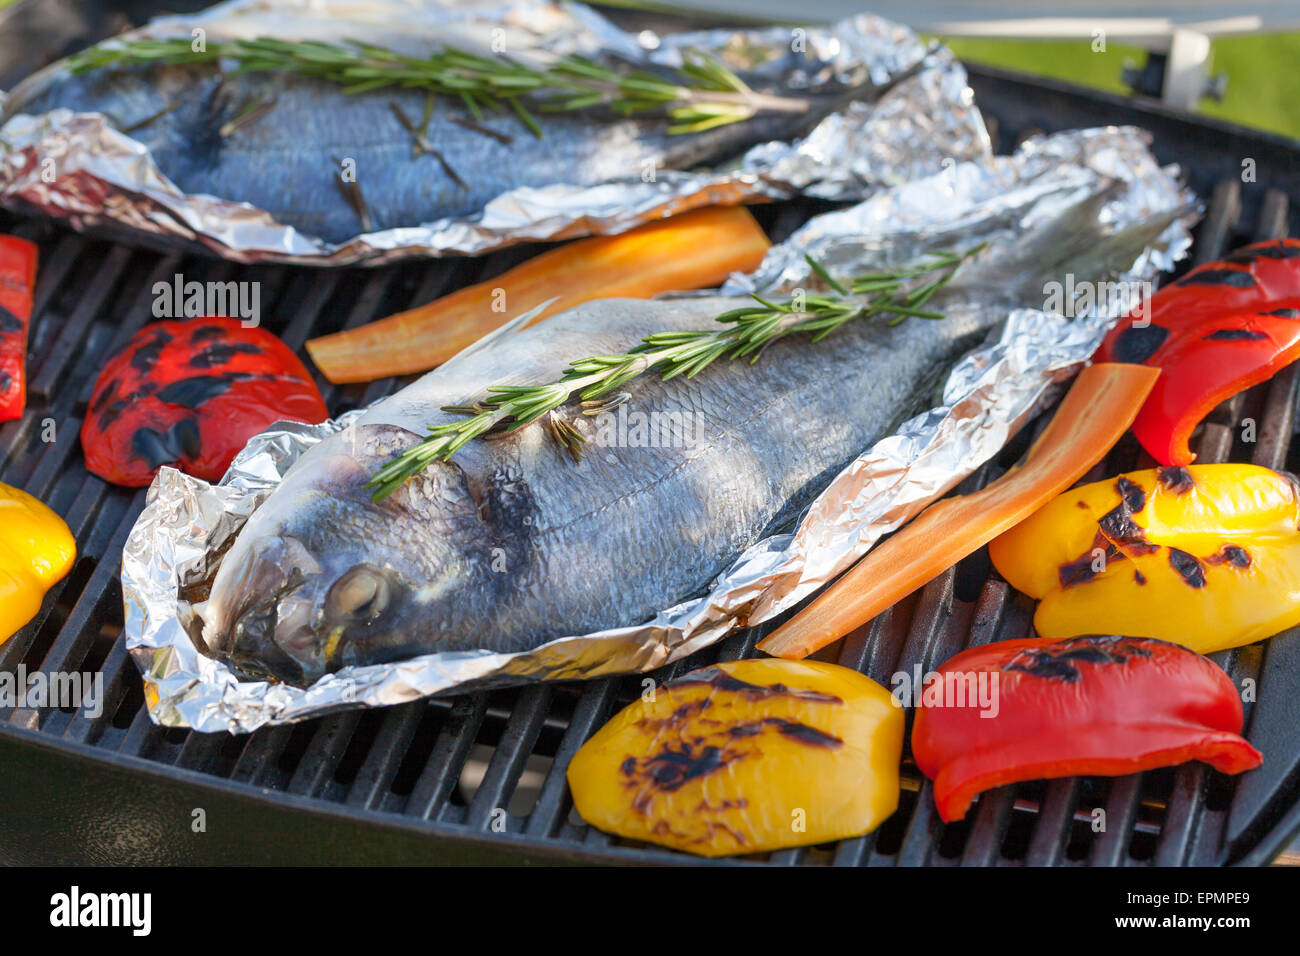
[0,0,989,265]
[121,125,1198,732]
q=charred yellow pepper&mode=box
[989,463,1300,654]
[567,659,902,857]
[0,482,75,643]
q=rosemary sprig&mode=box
[65,36,809,137]
[365,244,985,501]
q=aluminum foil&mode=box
[0,0,989,265]
[122,125,1198,733]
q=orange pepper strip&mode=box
[306,205,771,384]
[757,362,1161,661]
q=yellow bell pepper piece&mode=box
[989,463,1300,654]
[0,482,75,644]
[567,659,902,857]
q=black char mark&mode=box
[0,304,22,333]
[673,666,843,704]
[1058,532,1119,589]
[129,329,173,373]
[1203,329,1268,341]
[1111,324,1169,364]
[155,372,254,408]
[1117,476,1146,512]
[1264,308,1300,319]
[1223,241,1300,263]
[1097,477,1158,555]
[636,745,727,792]
[90,377,119,414]
[1178,268,1257,288]
[770,719,842,748]
[97,383,156,430]
[189,342,263,368]
[1003,635,1154,682]
[190,324,228,342]
[625,718,841,795]
[1168,548,1207,588]
[1157,466,1195,494]
[1206,544,1251,569]
[1135,570,1147,585]
[131,418,202,468]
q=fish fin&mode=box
[435,296,561,375]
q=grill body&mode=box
[2,8,1300,866]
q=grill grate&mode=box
[3,38,1300,865]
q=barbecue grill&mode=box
[2,4,1299,866]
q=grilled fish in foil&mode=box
[122,126,1197,731]
[0,0,989,264]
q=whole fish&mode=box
[2,57,883,246]
[200,284,997,684]
[199,186,1179,686]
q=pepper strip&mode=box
[758,362,1160,661]
[1096,238,1300,465]
[989,463,1300,654]
[0,236,38,423]
[912,635,1261,823]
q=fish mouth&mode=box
[219,570,329,686]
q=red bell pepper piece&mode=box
[911,635,1261,823]
[0,236,38,423]
[81,317,328,486]
[1096,238,1300,465]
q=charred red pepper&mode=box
[911,635,1261,823]
[1096,238,1300,465]
[81,317,328,486]
[0,236,37,423]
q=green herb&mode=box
[65,37,810,137]
[365,243,985,501]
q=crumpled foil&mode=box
[122,125,1198,732]
[0,0,989,265]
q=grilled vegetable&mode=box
[757,362,1160,660]
[567,659,902,857]
[0,235,37,423]
[990,463,1300,654]
[0,481,75,644]
[306,206,772,383]
[82,318,328,486]
[912,635,1262,823]
[1096,238,1300,465]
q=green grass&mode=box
[940,34,1300,141]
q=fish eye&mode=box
[327,566,390,621]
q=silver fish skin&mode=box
[200,283,997,684]
[200,181,1181,686]
[3,59,872,245]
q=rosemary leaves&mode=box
[365,243,985,501]
[65,37,810,137]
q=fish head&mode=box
[202,424,482,685]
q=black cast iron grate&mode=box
[2,9,1300,865]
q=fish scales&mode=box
[202,290,995,683]
[4,64,850,244]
